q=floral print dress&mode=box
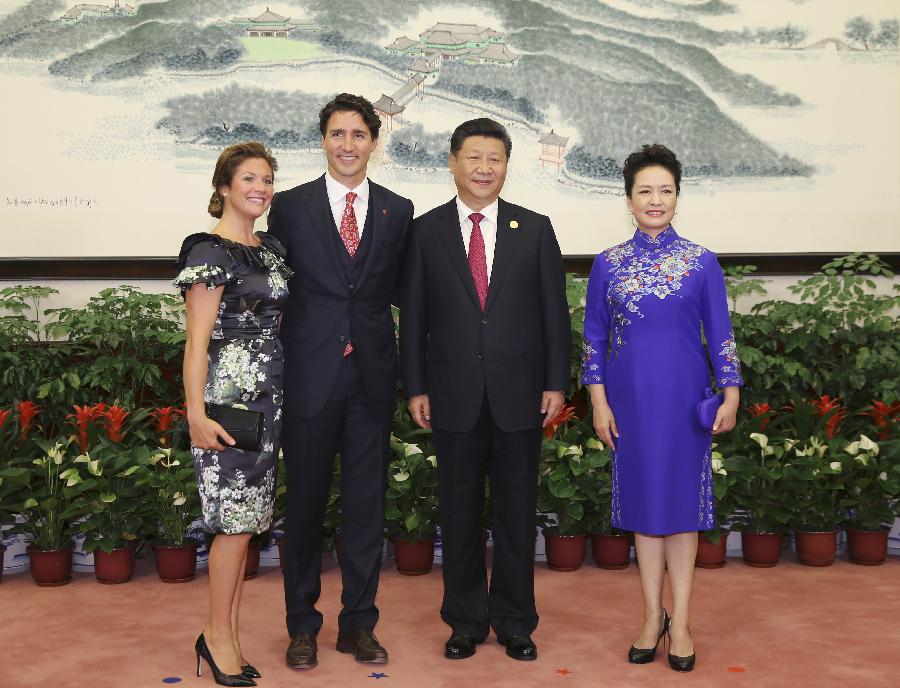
[580,227,743,535]
[174,232,293,534]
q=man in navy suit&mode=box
[400,118,571,662]
[269,94,413,670]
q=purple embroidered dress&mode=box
[580,227,743,535]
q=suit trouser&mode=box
[432,394,542,642]
[282,354,392,637]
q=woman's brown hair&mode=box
[208,141,278,218]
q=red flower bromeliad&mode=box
[810,395,847,439]
[746,402,772,431]
[98,405,129,443]
[861,400,900,440]
[151,406,185,447]
[544,404,578,439]
[67,404,96,454]
[16,400,41,440]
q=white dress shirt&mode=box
[456,196,498,281]
[325,173,370,237]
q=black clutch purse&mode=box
[696,387,724,432]
[178,403,263,452]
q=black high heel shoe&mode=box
[666,627,696,672]
[241,663,261,679]
[195,634,257,687]
[628,609,670,664]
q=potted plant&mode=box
[10,438,91,585]
[537,434,592,572]
[729,433,792,567]
[385,438,438,575]
[579,438,629,569]
[135,446,201,582]
[843,435,900,565]
[71,442,149,583]
[782,436,851,566]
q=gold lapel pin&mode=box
[509,220,519,229]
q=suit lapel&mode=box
[484,197,520,313]
[436,198,481,310]
[303,175,349,295]
[355,181,387,290]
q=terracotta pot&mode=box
[846,528,889,566]
[794,530,837,567]
[590,533,630,569]
[93,545,136,584]
[152,542,198,583]
[28,546,73,586]
[544,531,588,572]
[741,531,781,568]
[390,537,435,575]
[277,539,285,573]
[244,541,261,580]
[696,531,729,569]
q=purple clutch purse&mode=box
[696,387,724,432]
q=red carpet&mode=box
[1,554,898,688]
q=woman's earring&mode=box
[630,214,637,228]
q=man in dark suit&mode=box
[268,93,413,670]
[400,118,571,661]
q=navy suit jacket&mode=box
[400,197,571,433]
[269,175,414,418]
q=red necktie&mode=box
[468,212,488,310]
[340,191,359,356]
[339,191,360,257]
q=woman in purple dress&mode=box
[581,145,742,672]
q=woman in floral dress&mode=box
[174,141,292,686]
[581,145,742,673]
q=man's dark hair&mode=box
[449,117,512,159]
[318,93,381,140]
[622,144,682,197]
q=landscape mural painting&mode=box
[1,0,898,258]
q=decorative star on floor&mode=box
[368,672,389,679]
[555,668,573,676]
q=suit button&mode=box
[481,318,487,325]
[340,336,347,342]
[477,353,484,359]
[349,283,354,289]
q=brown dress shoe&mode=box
[285,633,318,669]
[336,629,389,663]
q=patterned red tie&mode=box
[468,212,488,310]
[339,191,360,257]
[340,191,359,356]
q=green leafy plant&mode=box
[781,437,852,532]
[44,286,186,409]
[384,438,438,543]
[135,446,200,546]
[538,421,600,535]
[728,432,792,534]
[7,438,91,550]
[843,435,900,531]
[69,442,151,553]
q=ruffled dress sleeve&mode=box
[172,233,236,292]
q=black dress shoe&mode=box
[628,609,670,664]
[667,627,696,672]
[499,635,537,661]
[445,634,476,660]
[336,629,389,663]
[240,663,261,679]
[285,632,318,669]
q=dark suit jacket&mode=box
[269,175,414,418]
[400,197,571,433]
